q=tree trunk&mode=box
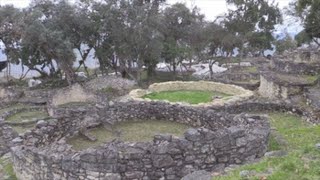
[172,60,177,81]
[209,62,214,80]
[59,60,76,85]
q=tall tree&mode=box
[161,3,202,79]
[224,0,282,57]
[21,0,76,84]
[295,0,320,46]
[0,5,23,78]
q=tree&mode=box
[0,5,23,78]
[161,3,202,79]
[224,0,282,57]
[295,30,312,47]
[21,0,76,84]
[275,34,297,54]
[295,0,320,46]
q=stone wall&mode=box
[271,59,320,75]
[258,73,315,99]
[211,73,260,90]
[129,81,254,107]
[50,83,96,107]
[259,75,287,99]
[0,86,23,104]
[85,75,137,92]
[0,123,18,156]
[11,101,270,180]
[278,50,320,63]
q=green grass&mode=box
[215,112,320,180]
[243,66,258,73]
[143,90,231,104]
[0,157,17,180]
[6,110,49,123]
[11,124,35,134]
[100,87,117,93]
[303,75,319,83]
[268,133,282,152]
[67,120,190,151]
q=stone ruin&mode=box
[0,74,319,179]
[5,80,274,180]
[11,99,270,180]
[129,81,254,107]
[259,50,320,100]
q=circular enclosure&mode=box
[11,100,270,180]
[129,81,254,106]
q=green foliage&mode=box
[0,0,283,84]
[295,30,313,47]
[161,3,204,77]
[275,34,297,54]
[143,90,230,104]
[295,0,320,46]
[224,0,282,56]
[0,5,23,64]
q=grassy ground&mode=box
[215,112,320,180]
[143,90,231,104]
[67,120,190,151]
[239,66,258,74]
[11,124,35,134]
[0,156,17,180]
[304,75,319,83]
[6,110,49,123]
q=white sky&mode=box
[1,0,292,20]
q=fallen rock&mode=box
[265,150,287,157]
[182,170,212,180]
[239,170,251,178]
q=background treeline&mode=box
[0,0,317,84]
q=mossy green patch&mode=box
[243,66,258,73]
[143,90,231,104]
[303,75,319,83]
[0,157,17,180]
[215,112,320,180]
[67,120,190,151]
[11,124,35,134]
[6,110,48,123]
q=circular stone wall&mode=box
[11,100,270,180]
[129,81,254,107]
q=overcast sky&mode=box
[0,0,292,20]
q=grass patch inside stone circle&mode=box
[215,112,320,180]
[67,120,190,151]
[6,110,49,123]
[143,90,231,104]
[11,124,35,134]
